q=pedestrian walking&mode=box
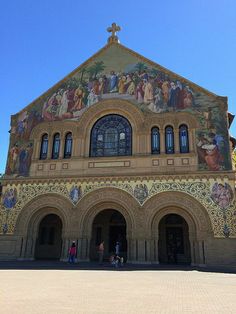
[98,241,104,265]
[68,241,77,263]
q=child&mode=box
[109,254,116,266]
[115,255,120,268]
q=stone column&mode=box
[47,136,53,160]
[198,240,206,267]
[174,128,180,153]
[80,237,90,261]
[127,238,136,263]
[17,236,27,260]
[73,137,80,157]
[33,140,40,160]
[160,128,165,154]
[24,236,35,260]
[136,239,146,263]
[151,237,159,264]
[138,134,146,154]
[60,237,70,261]
[190,240,197,266]
[189,129,194,153]
[59,133,64,159]
[145,238,152,264]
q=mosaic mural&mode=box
[211,183,234,209]
[5,44,231,176]
[2,188,17,209]
[1,179,235,238]
[69,185,82,205]
[232,150,236,169]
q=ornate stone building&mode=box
[1,24,236,266]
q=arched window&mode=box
[52,133,60,159]
[151,127,160,154]
[165,126,174,154]
[64,132,73,158]
[90,114,132,157]
[40,134,48,160]
[179,124,189,153]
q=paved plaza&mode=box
[0,263,236,314]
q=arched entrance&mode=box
[158,214,191,265]
[35,214,62,260]
[90,209,127,261]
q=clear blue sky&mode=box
[1,0,236,174]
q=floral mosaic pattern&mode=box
[0,179,235,238]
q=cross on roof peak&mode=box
[107,23,121,43]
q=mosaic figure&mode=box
[2,188,17,209]
[211,183,234,209]
[197,132,225,171]
[134,184,148,203]
[70,186,81,205]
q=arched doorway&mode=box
[35,214,62,260]
[158,214,191,265]
[90,209,127,261]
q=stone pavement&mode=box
[0,262,236,313]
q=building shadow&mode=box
[0,261,235,274]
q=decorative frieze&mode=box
[1,177,235,238]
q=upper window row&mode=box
[39,115,189,159]
[40,132,72,160]
[151,124,189,154]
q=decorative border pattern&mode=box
[1,179,235,237]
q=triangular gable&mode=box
[5,41,232,177]
[15,41,227,118]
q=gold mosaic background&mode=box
[1,179,235,238]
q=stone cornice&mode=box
[2,170,235,186]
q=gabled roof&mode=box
[16,41,227,116]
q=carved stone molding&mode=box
[78,99,145,137]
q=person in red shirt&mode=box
[68,241,77,263]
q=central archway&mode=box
[90,209,127,261]
[158,214,191,265]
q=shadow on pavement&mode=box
[0,261,235,274]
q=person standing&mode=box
[68,241,77,263]
[98,241,104,265]
[115,242,120,256]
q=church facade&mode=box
[1,25,236,267]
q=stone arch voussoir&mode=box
[78,99,145,138]
[14,193,73,236]
[77,187,140,238]
[143,191,213,239]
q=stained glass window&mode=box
[64,132,72,158]
[52,133,60,159]
[40,134,48,160]
[151,127,160,154]
[90,114,132,157]
[165,126,174,154]
[179,125,189,153]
